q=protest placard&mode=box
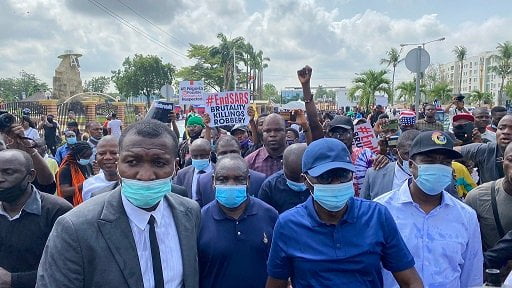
[352,122,379,153]
[179,80,204,105]
[205,91,250,127]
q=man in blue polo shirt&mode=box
[199,154,278,288]
[266,138,423,288]
[258,143,310,214]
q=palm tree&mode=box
[470,90,493,106]
[428,82,452,103]
[489,41,512,105]
[452,45,467,93]
[348,70,391,112]
[209,33,245,91]
[395,81,416,103]
[380,48,403,105]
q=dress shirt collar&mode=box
[306,196,357,227]
[212,196,257,220]
[0,186,41,220]
[396,180,455,207]
[194,163,213,174]
[394,162,411,181]
[121,193,165,230]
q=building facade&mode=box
[439,50,511,103]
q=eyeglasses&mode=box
[328,130,352,139]
[307,169,353,185]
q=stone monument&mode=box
[52,50,83,99]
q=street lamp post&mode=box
[400,37,445,117]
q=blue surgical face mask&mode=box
[308,178,354,212]
[412,162,453,195]
[78,158,90,166]
[67,137,77,145]
[215,185,247,208]
[121,177,172,208]
[192,158,209,171]
[286,179,307,192]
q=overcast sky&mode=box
[1,0,512,92]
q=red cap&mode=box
[453,113,474,122]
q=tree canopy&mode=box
[84,76,110,93]
[348,70,391,112]
[0,71,48,101]
[111,54,175,107]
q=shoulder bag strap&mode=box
[491,181,505,238]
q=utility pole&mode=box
[233,48,237,91]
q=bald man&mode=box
[258,144,310,214]
[0,149,71,288]
[175,138,214,200]
[245,113,287,177]
[82,136,120,201]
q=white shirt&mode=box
[107,119,123,138]
[24,127,40,140]
[191,163,213,200]
[375,182,483,288]
[122,194,183,288]
[82,171,118,201]
[392,162,410,190]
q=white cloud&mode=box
[0,0,511,93]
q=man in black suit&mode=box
[175,138,214,200]
[197,135,266,207]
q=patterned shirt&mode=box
[351,147,376,197]
[245,147,283,177]
[415,119,444,132]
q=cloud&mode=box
[0,0,511,94]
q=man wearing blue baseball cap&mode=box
[266,138,423,288]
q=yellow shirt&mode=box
[44,155,59,175]
[452,162,477,198]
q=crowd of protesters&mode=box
[1,65,512,288]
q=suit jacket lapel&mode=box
[97,188,144,288]
[166,194,195,287]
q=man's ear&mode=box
[27,169,37,183]
[173,159,180,176]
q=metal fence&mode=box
[0,101,48,124]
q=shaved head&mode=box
[283,143,307,182]
[97,135,118,148]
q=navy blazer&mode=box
[196,169,266,207]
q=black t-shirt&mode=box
[0,190,72,287]
[58,164,91,204]
[43,123,58,143]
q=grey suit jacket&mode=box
[175,165,195,198]
[361,162,396,200]
[36,187,201,288]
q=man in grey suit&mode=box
[361,130,419,200]
[37,119,201,288]
[175,138,214,200]
[197,135,266,207]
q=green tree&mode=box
[489,41,512,105]
[84,76,110,93]
[0,71,48,101]
[395,80,427,103]
[427,82,452,103]
[111,54,176,107]
[504,81,512,100]
[262,83,280,103]
[176,44,224,92]
[209,33,246,91]
[470,90,493,106]
[453,45,467,93]
[380,47,403,105]
[348,70,391,112]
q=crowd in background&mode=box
[1,65,512,288]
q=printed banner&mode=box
[352,122,379,153]
[179,80,204,105]
[205,91,250,127]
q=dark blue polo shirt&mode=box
[258,170,310,214]
[267,197,415,288]
[199,197,279,288]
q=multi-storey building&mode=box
[438,50,510,103]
